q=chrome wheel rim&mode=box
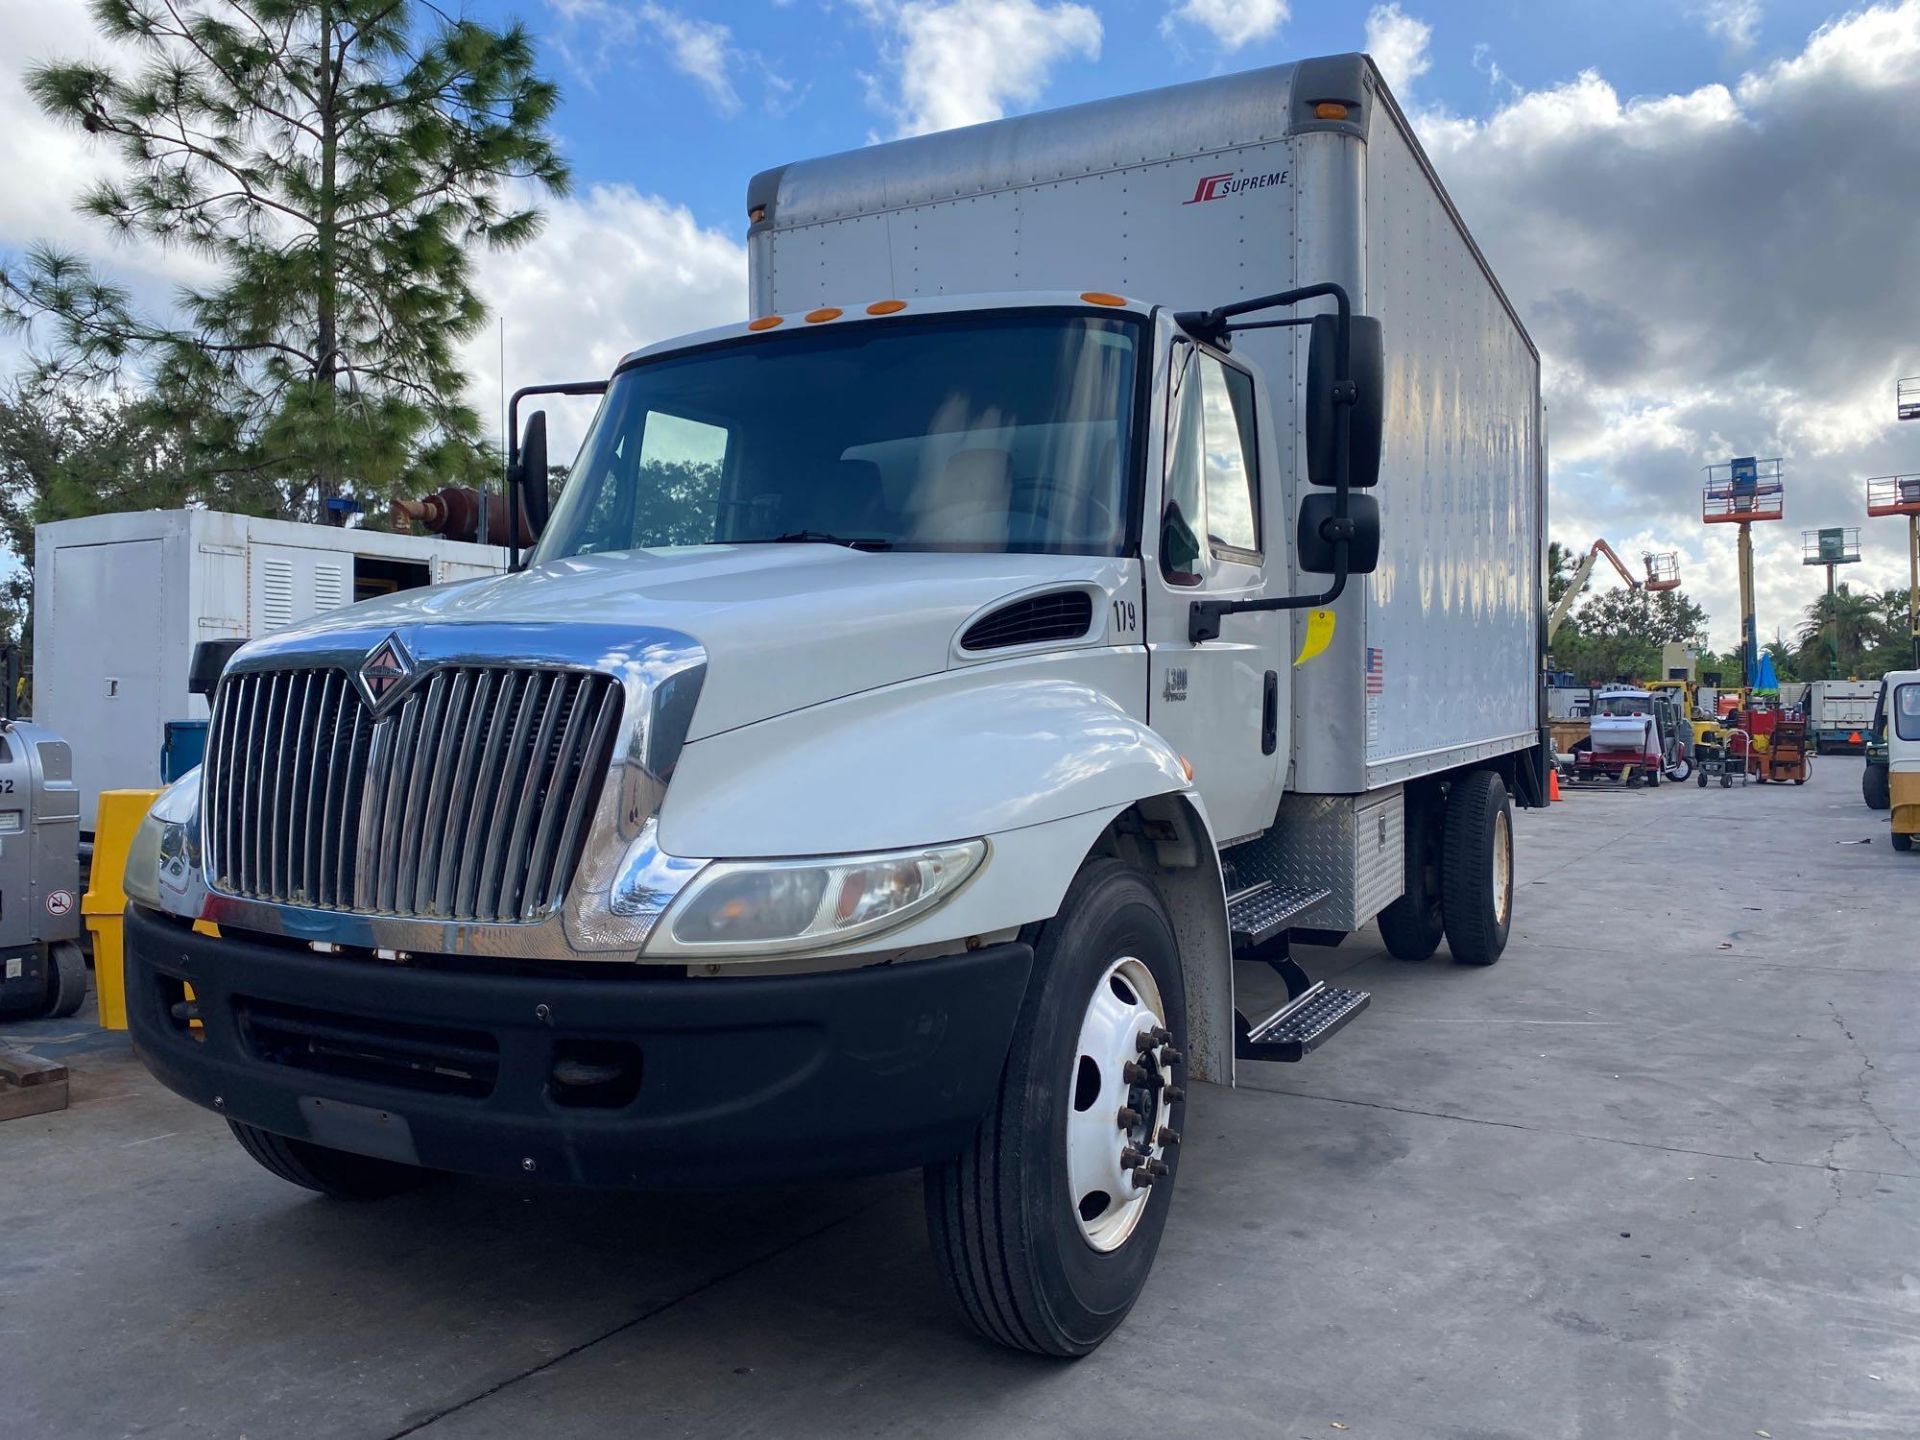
[1066,955,1172,1252]
[1492,807,1512,925]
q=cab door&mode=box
[1142,334,1287,842]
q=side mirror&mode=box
[1297,492,1380,575]
[511,409,551,537]
[1305,314,1384,489]
[189,638,245,699]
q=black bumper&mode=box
[125,905,1031,1189]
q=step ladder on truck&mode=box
[117,55,1549,1359]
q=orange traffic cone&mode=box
[1549,767,1562,802]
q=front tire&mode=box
[924,859,1186,1357]
[1865,765,1891,810]
[1894,832,1915,853]
[228,1120,432,1200]
[1667,756,1693,783]
[1442,771,1514,966]
[44,941,88,1019]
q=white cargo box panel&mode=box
[33,510,504,827]
[749,54,1544,795]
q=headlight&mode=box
[647,840,986,957]
[124,769,202,912]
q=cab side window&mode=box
[1198,353,1260,559]
[1896,683,1920,742]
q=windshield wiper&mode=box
[736,530,895,551]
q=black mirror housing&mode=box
[189,638,245,699]
[513,410,551,536]
[1305,313,1384,488]
[1297,492,1381,575]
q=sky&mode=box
[4,0,1920,651]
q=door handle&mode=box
[1262,670,1279,755]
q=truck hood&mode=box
[277,545,1132,740]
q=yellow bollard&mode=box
[83,789,162,1031]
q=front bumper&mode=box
[125,905,1032,1188]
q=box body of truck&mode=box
[120,55,1546,1358]
[33,510,501,828]
[1804,679,1879,752]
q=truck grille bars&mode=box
[204,666,622,924]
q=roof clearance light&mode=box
[866,299,908,315]
[747,315,784,331]
[805,307,843,323]
[1315,101,1349,120]
[1080,291,1128,307]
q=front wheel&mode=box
[1667,756,1693,783]
[44,941,88,1019]
[1442,771,1514,966]
[925,859,1186,1357]
[1894,832,1914,853]
[1697,770,1709,788]
[1864,765,1890,810]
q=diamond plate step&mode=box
[1226,880,1332,952]
[1236,982,1371,1063]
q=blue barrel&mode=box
[162,719,209,782]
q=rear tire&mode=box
[1697,771,1709,788]
[1442,771,1513,966]
[1667,756,1693,783]
[1378,788,1444,962]
[924,859,1186,1357]
[44,942,88,1019]
[228,1120,431,1200]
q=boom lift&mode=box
[1703,457,1785,688]
[1546,539,1679,642]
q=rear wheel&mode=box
[924,859,1186,1357]
[1378,788,1444,961]
[1667,756,1693,782]
[1442,771,1513,966]
[1697,770,1709,788]
[44,942,88,1019]
[228,1120,432,1200]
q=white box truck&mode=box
[1803,678,1880,753]
[123,55,1547,1356]
[33,510,501,828]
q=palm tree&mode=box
[1796,584,1881,677]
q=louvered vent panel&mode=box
[960,591,1094,651]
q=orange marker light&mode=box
[805,307,843,323]
[866,299,908,315]
[1080,291,1128,307]
[1315,102,1350,120]
[1179,755,1195,782]
[747,315,784,331]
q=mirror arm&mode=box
[1185,282,1357,644]
[504,379,609,571]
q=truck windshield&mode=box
[533,311,1140,561]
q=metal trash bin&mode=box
[0,720,86,1019]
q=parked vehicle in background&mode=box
[1574,687,1689,784]
[1886,671,1920,851]
[1864,679,1891,810]
[119,55,1548,1357]
[1804,679,1881,754]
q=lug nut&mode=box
[1122,1061,1148,1085]
[1117,1106,1143,1129]
[1144,1158,1170,1178]
[1120,1146,1147,1169]
[1129,1165,1156,1187]
[1164,1085,1186,1104]
[1160,1046,1185,1067]
[1158,1127,1182,1146]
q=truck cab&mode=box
[1886,670,1920,850]
[120,55,1547,1358]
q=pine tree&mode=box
[0,0,568,520]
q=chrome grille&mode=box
[205,666,622,922]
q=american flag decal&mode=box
[1364,647,1385,696]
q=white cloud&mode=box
[1366,3,1432,96]
[467,184,744,454]
[1699,0,1762,52]
[1424,0,1920,642]
[860,0,1102,137]
[1163,0,1287,51]
[638,4,740,116]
